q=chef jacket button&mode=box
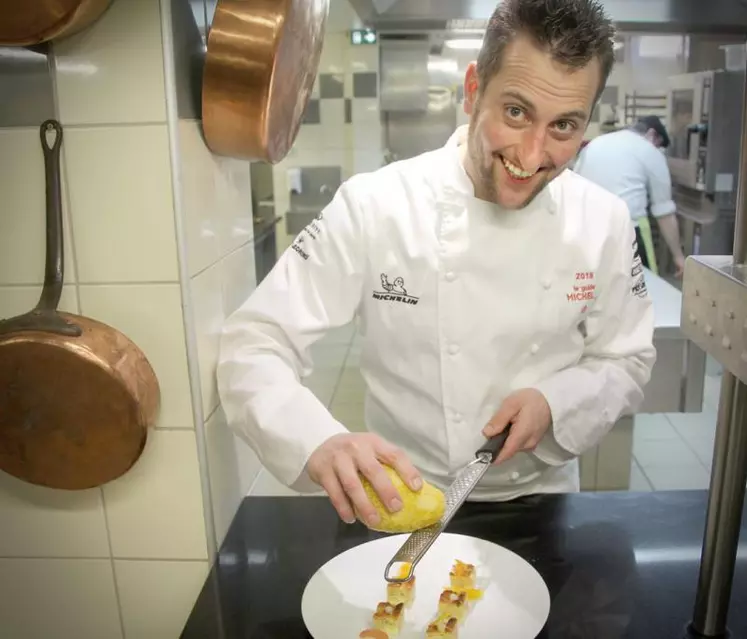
[530,344,539,355]
[541,278,552,289]
[454,412,462,422]
[509,472,520,481]
[445,271,456,282]
[448,344,460,355]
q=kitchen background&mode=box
[0,0,743,636]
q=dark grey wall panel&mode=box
[0,45,56,127]
[171,0,207,120]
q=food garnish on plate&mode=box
[372,601,404,636]
[449,560,475,589]
[425,616,459,637]
[437,589,468,621]
[387,562,416,607]
[448,559,484,602]
[387,575,416,607]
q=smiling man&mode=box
[218,0,656,528]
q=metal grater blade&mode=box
[384,453,492,582]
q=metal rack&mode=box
[623,92,668,127]
[681,68,747,638]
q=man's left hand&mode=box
[482,389,552,464]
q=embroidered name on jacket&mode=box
[290,212,324,261]
[373,273,419,305]
[631,239,648,298]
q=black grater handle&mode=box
[475,427,511,463]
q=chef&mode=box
[217,0,656,529]
[574,115,686,278]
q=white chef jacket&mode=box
[217,125,656,501]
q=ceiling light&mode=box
[444,39,484,50]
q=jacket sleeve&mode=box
[216,180,368,492]
[531,208,657,464]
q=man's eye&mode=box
[554,120,576,132]
[506,106,524,120]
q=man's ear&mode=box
[463,62,480,115]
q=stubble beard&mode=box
[466,109,554,211]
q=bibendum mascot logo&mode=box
[373,273,419,305]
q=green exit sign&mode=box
[350,29,377,45]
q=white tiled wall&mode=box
[0,558,122,639]
[0,0,261,636]
[273,28,383,252]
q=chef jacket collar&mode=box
[442,125,559,217]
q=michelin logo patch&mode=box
[631,239,648,298]
[372,274,419,305]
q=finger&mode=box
[334,454,380,527]
[494,418,529,464]
[357,450,404,513]
[318,469,356,524]
[376,442,423,492]
[483,397,520,438]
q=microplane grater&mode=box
[383,430,510,583]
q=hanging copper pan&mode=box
[0,0,113,47]
[202,0,329,163]
[0,120,160,490]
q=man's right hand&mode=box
[674,253,686,278]
[305,433,422,527]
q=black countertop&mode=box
[181,491,747,638]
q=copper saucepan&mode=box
[202,0,330,163]
[0,120,160,490]
[0,0,113,46]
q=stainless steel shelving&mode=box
[682,66,747,639]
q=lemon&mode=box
[357,465,446,533]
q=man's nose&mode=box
[516,127,546,173]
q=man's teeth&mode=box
[501,157,536,179]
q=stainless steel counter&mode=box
[646,267,685,338]
[580,267,707,491]
[641,267,706,414]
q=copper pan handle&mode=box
[37,119,64,312]
[0,120,80,338]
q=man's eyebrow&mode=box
[501,91,535,112]
[500,90,588,121]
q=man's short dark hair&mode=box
[476,0,616,104]
[633,115,671,148]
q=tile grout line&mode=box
[100,486,127,639]
[158,0,218,565]
[324,327,358,408]
[189,238,257,282]
[49,40,126,639]
[663,413,712,473]
[633,456,657,491]
[0,281,181,288]
[0,555,209,562]
[30,121,170,129]
[48,42,85,317]
[632,456,655,491]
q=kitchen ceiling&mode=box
[347,0,747,34]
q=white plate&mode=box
[301,532,550,639]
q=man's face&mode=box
[462,34,602,210]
